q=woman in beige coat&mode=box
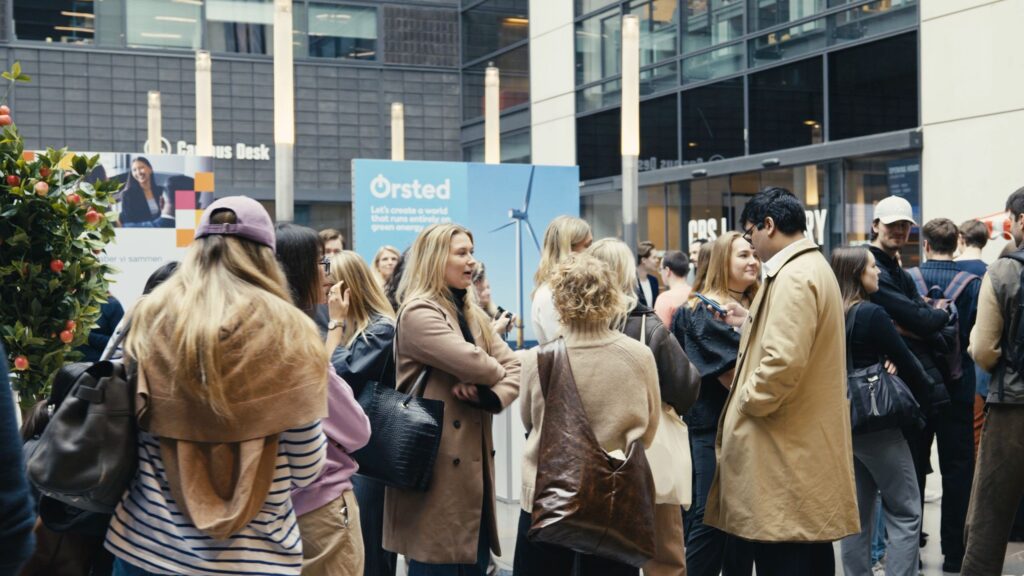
[383,223,521,575]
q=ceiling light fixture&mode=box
[141,32,183,39]
[54,26,94,33]
[155,16,198,23]
[60,11,95,19]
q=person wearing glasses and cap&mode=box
[865,195,960,568]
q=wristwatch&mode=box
[328,319,344,331]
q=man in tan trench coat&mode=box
[706,187,859,575]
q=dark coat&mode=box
[671,301,740,432]
[331,314,396,396]
[622,305,700,415]
[637,274,660,307]
[0,346,35,574]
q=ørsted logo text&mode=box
[370,174,451,200]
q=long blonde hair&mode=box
[698,232,760,306]
[125,212,324,418]
[329,250,396,346]
[586,238,639,329]
[397,223,495,348]
[533,216,591,293]
[372,245,401,286]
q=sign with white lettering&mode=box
[142,139,272,161]
[687,209,828,246]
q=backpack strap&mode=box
[906,267,928,297]
[944,270,980,302]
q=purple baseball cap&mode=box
[194,196,275,250]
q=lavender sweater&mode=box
[291,367,371,516]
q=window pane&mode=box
[582,191,624,239]
[749,0,828,32]
[308,4,377,59]
[681,77,744,161]
[640,94,679,169]
[827,0,918,48]
[14,0,98,44]
[629,0,678,66]
[682,0,744,53]
[577,108,621,180]
[748,57,823,154]
[749,15,826,67]
[207,0,274,55]
[462,131,531,163]
[641,61,678,95]
[682,42,743,84]
[462,45,530,120]
[843,153,921,265]
[577,0,620,16]
[127,0,201,49]
[577,77,621,113]
[829,32,917,141]
[576,9,621,85]
[462,0,529,63]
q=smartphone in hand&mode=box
[693,292,728,316]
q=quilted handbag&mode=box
[528,338,656,567]
[846,304,925,434]
[350,364,444,492]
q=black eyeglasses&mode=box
[320,256,331,275]
[742,224,757,243]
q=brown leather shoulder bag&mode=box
[528,338,656,567]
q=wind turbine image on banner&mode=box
[490,166,541,349]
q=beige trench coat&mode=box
[705,238,859,542]
[383,298,521,564]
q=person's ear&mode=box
[763,217,777,236]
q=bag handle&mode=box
[100,320,130,363]
[394,308,432,403]
[845,303,861,373]
[640,313,647,347]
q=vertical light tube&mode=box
[147,91,162,155]
[391,102,405,161]
[621,15,640,253]
[273,0,295,222]
[195,50,214,157]
[484,64,500,164]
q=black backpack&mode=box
[1002,251,1024,374]
[906,267,979,382]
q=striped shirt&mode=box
[105,422,327,575]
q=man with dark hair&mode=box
[654,250,691,328]
[637,240,661,307]
[706,187,858,574]
[963,186,1024,573]
[319,227,344,255]
[907,218,981,572]
[957,219,989,278]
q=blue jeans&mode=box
[407,509,490,576]
[871,495,887,563]
[113,557,173,576]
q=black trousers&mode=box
[512,510,638,576]
[738,540,835,576]
[682,428,754,576]
[908,399,975,565]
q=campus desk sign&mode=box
[142,138,272,161]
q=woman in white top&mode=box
[530,216,592,345]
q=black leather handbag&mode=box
[26,328,136,514]
[846,304,925,434]
[350,359,444,492]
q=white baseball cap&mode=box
[874,196,917,226]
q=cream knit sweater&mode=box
[519,327,661,512]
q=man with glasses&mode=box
[705,187,858,574]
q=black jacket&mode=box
[637,274,660,308]
[671,302,738,432]
[0,347,35,574]
[331,314,396,397]
[621,305,700,415]
[868,246,949,408]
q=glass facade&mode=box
[462,131,532,164]
[462,0,529,63]
[575,0,918,178]
[462,45,530,120]
[13,0,380,60]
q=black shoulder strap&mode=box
[844,303,862,372]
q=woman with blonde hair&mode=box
[514,252,660,575]
[372,245,401,288]
[531,216,592,344]
[671,231,759,576]
[384,223,521,575]
[324,250,398,576]
[105,196,329,575]
[588,238,701,576]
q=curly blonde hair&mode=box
[549,253,626,331]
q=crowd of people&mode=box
[3,182,1024,576]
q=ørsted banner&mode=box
[352,159,579,342]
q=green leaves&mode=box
[1,61,30,83]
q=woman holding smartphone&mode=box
[384,223,521,575]
[671,231,759,576]
[325,250,399,576]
